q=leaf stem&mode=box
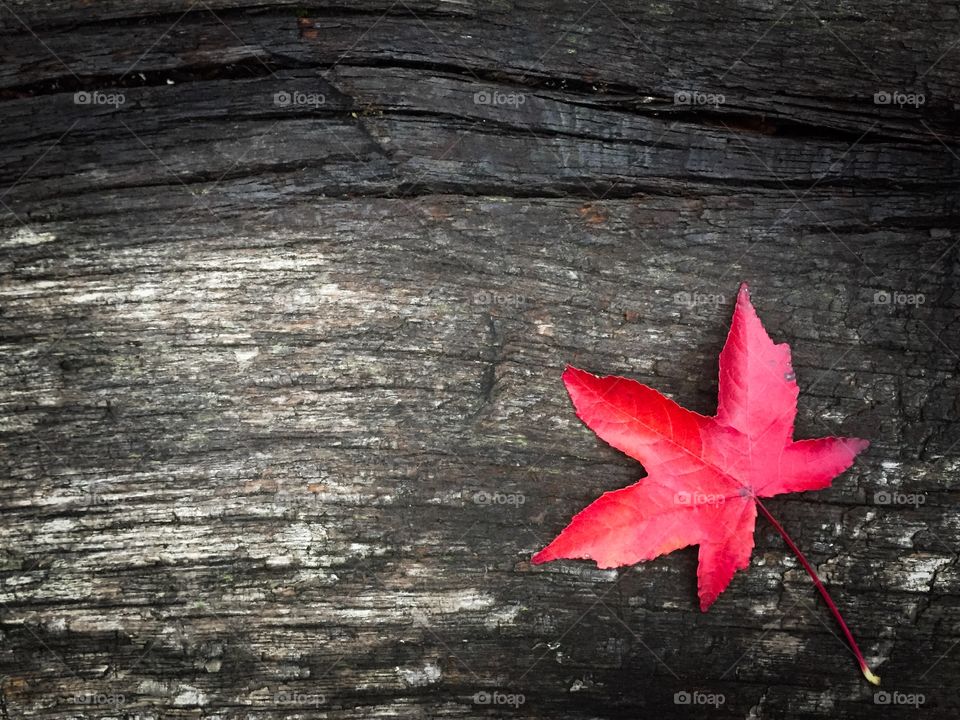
[755,498,880,686]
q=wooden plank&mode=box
[1,2,958,718]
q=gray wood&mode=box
[1,1,958,718]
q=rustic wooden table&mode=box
[1,1,958,717]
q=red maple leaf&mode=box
[533,283,879,684]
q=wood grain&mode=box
[1,1,958,718]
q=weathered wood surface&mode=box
[1,1,959,718]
